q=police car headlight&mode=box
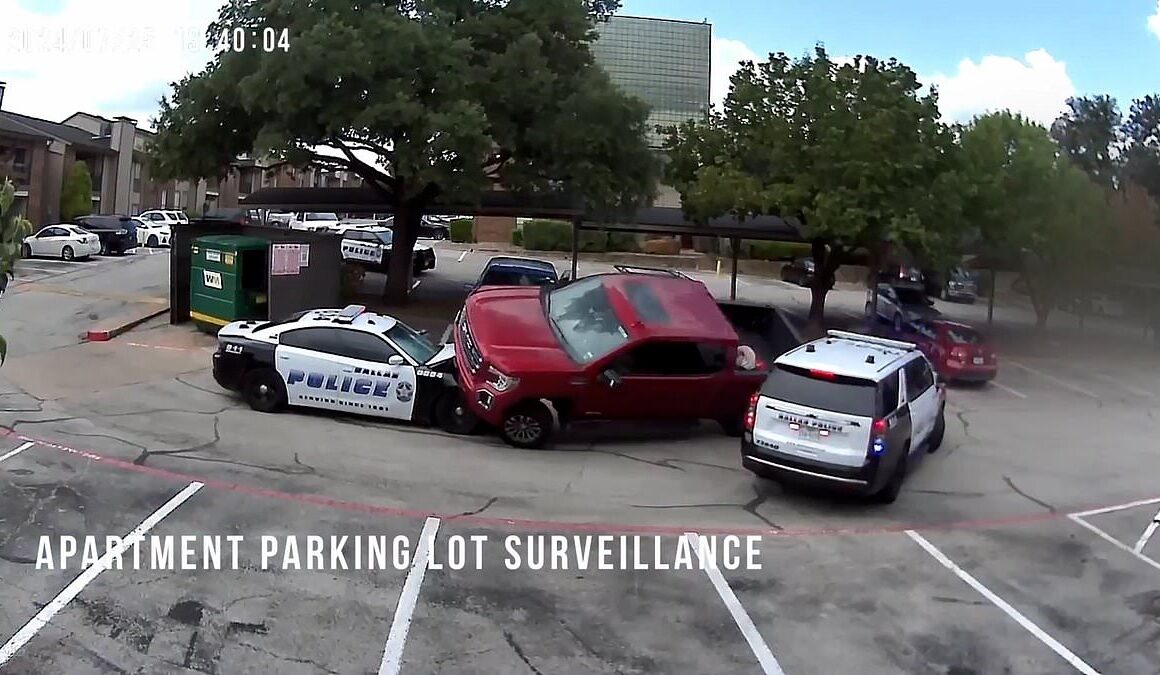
[485,366,518,392]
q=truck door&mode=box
[589,340,727,420]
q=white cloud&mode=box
[711,36,759,109]
[1149,1,1160,40]
[927,49,1075,127]
[0,0,223,128]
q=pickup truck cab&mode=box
[454,267,769,448]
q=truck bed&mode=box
[716,300,802,368]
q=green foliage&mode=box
[449,218,474,243]
[511,227,523,247]
[746,241,811,261]
[150,0,655,302]
[1123,95,1160,203]
[663,46,962,322]
[1050,96,1121,189]
[60,161,93,221]
[1,178,35,365]
[522,219,578,251]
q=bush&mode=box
[747,241,811,261]
[511,227,523,246]
[522,220,572,251]
[449,218,474,243]
[606,231,642,252]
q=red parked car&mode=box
[911,319,998,383]
[453,269,770,448]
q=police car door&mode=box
[276,327,352,413]
[329,329,420,421]
[902,356,938,447]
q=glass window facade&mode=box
[591,16,711,148]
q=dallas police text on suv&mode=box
[741,330,947,504]
[211,305,473,431]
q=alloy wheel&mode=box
[504,414,542,444]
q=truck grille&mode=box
[459,317,482,372]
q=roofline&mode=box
[610,14,711,27]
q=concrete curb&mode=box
[84,306,171,342]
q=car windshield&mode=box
[946,326,983,344]
[481,269,556,287]
[760,365,879,417]
[546,277,630,363]
[384,322,439,363]
[372,230,394,246]
[893,287,927,305]
[306,213,339,221]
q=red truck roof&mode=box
[597,273,738,342]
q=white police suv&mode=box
[211,305,478,433]
[741,330,946,503]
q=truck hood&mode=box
[901,303,941,319]
[464,287,580,374]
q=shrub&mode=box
[522,219,572,250]
[511,227,523,246]
[606,231,641,252]
[449,218,474,243]
[60,161,93,221]
[748,241,811,261]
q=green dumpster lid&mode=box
[193,235,270,251]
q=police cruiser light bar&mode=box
[825,330,917,351]
[334,304,367,323]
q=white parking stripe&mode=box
[378,517,440,675]
[1069,495,1160,518]
[0,481,204,666]
[906,530,1101,675]
[1068,514,1160,574]
[989,380,1028,399]
[1133,508,1160,554]
[684,532,785,675]
[456,250,470,263]
[0,441,35,463]
[1087,371,1154,398]
[1007,361,1100,400]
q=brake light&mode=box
[744,392,760,431]
[869,418,888,457]
[872,419,888,435]
[809,368,836,380]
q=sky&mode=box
[2,0,1159,130]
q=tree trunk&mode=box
[807,239,829,329]
[383,204,422,305]
[986,267,996,326]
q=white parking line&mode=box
[906,530,1100,675]
[1068,514,1160,574]
[1086,371,1154,398]
[1133,508,1160,554]
[0,441,35,464]
[0,481,204,666]
[684,532,785,675]
[378,516,440,675]
[989,380,1028,399]
[1006,361,1100,400]
[1069,495,1160,519]
[456,250,470,263]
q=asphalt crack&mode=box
[741,486,784,530]
[1002,475,1056,513]
[233,642,341,674]
[503,630,544,675]
[449,496,498,520]
[134,415,221,465]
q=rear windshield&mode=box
[946,326,982,344]
[892,287,927,305]
[481,269,556,287]
[760,364,879,417]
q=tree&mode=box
[1122,95,1160,201]
[59,161,93,221]
[663,46,962,328]
[1,178,35,365]
[1050,95,1121,188]
[151,0,657,303]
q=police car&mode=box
[338,226,436,276]
[741,330,946,503]
[211,305,478,433]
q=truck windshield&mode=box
[546,277,630,363]
[306,213,339,221]
[760,365,879,417]
[385,322,439,364]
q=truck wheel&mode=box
[434,390,480,435]
[928,407,945,453]
[718,415,744,437]
[873,452,907,504]
[500,402,553,449]
[243,368,287,413]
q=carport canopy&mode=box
[241,187,806,298]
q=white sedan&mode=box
[132,216,171,247]
[21,225,101,261]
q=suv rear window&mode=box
[946,327,982,344]
[760,364,879,417]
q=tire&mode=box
[718,415,744,437]
[865,302,875,320]
[893,312,904,332]
[873,452,907,504]
[434,390,481,435]
[242,368,287,413]
[99,241,108,255]
[147,235,158,247]
[500,401,554,449]
[61,246,74,261]
[20,243,31,258]
[928,407,946,453]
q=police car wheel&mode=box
[148,235,158,247]
[928,408,945,453]
[435,391,480,435]
[500,403,553,449]
[718,415,744,437]
[873,452,907,504]
[243,368,287,413]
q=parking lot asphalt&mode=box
[2,242,1159,673]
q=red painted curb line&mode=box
[84,306,170,343]
[3,426,1151,538]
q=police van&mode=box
[211,305,478,433]
[338,225,436,277]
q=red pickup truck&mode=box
[452,268,774,448]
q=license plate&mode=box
[798,427,818,439]
[973,357,984,365]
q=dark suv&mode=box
[73,215,137,255]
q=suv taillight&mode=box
[869,418,888,456]
[744,392,760,431]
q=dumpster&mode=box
[190,235,269,331]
